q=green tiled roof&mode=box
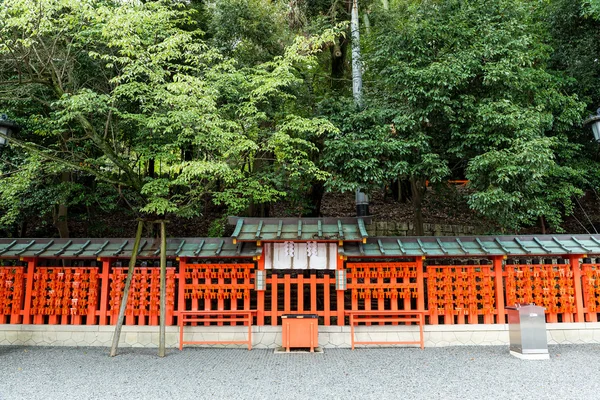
[228,217,370,242]
[339,235,600,257]
[0,238,260,259]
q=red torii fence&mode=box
[1,222,600,328]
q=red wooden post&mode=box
[323,273,331,326]
[415,257,425,311]
[493,256,505,324]
[271,273,278,326]
[257,253,265,325]
[21,258,36,325]
[336,255,345,326]
[297,274,304,313]
[98,258,111,325]
[310,273,317,316]
[178,258,187,325]
[284,273,291,315]
[569,254,585,323]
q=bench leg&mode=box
[179,323,184,351]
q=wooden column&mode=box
[569,254,585,323]
[256,251,265,326]
[416,257,425,312]
[493,256,505,324]
[21,258,36,325]
[336,255,345,326]
[98,258,111,325]
[177,257,187,325]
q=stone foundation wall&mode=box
[2,323,599,348]
[366,221,481,237]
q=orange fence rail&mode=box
[0,256,598,326]
[346,310,425,349]
[179,310,254,350]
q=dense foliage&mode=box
[1,0,600,237]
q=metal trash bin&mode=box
[506,304,549,360]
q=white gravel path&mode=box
[1,344,598,400]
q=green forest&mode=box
[1,0,600,238]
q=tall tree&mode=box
[0,0,338,232]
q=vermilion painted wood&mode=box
[178,310,254,350]
[493,257,505,324]
[336,256,345,326]
[271,274,278,326]
[257,255,265,325]
[0,266,24,324]
[346,310,425,350]
[281,316,318,352]
[569,255,585,322]
[284,274,291,315]
[21,259,35,324]
[323,274,331,326]
[580,262,600,322]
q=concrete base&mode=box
[2,322,600,348]
[510,350,550,360]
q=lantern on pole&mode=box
[584,109,600,142]
[0,114,19,149]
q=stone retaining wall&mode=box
[2,323,599,349]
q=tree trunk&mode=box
[351,0,363,109]
[53,171,70,238]
[305,180,325,217]
[411,177,425,236]
[148,158,155,179]
[391,179,412,203]
[539,215,546,234]
[110,220,144,357]
[331,37,348,90]
[158,221,167,357]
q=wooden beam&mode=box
[110,220,144,357]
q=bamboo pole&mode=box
[158,221,167,357]
[110,220,144,357]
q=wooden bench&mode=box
[179,310,255,350]
[346,310,425,350]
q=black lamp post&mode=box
[0,114,19,149]
[584,108,600,142]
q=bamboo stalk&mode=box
[110,220,144,357]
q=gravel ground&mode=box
[0,345,598,400]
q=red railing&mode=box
[0,256,597,326]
